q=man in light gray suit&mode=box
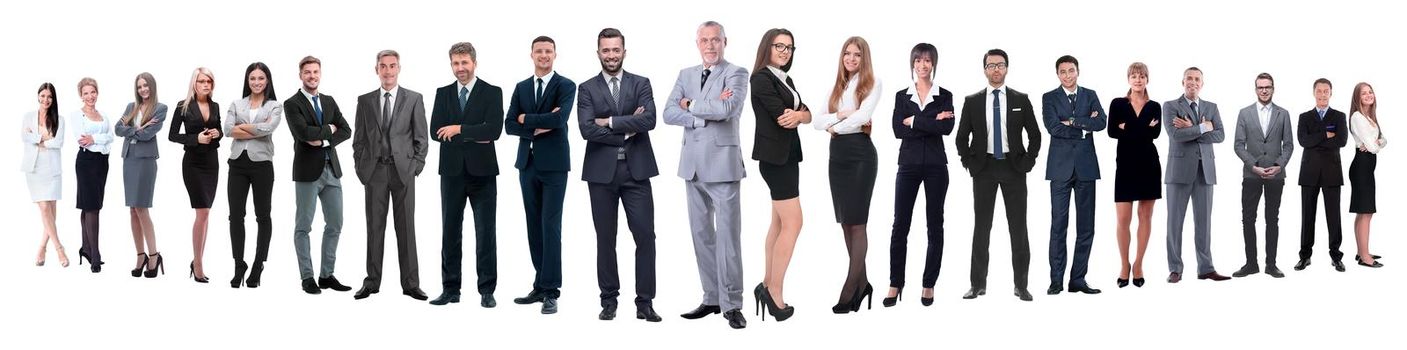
[1232,73,1293,279]
[352,50,430,301]
[1163,67,1230,283]
[663,20,749,330]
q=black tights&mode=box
[80,210,101,264]
[838,224,869,303]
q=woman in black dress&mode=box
[169,67,222,283]
[1107,62,1161,287]
[749,28,808,321]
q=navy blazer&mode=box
[1042,86,1107,182]
[430,79,504,177]
[505,73,576,172]
[892,86,955,166]
[578,71,659,184]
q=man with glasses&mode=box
[1232,73,1294,279]
[1163,67,1229,283]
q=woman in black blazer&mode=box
[885,43,954,307]
[749,28,808,321]
[168,67,222,283]
[1107,62,1162,287]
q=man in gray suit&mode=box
[1232,73,1293,279]
[1163,67,1230,283]
[352,50,429,300]
[663,20,749,329]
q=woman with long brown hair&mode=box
[22,82,66,268]
[1347,82,1384,268]
[1108,62,1162,287]
[749,28,808,321]
[116,72,168,278]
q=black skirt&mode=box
[1348,150,1376,213]
[74,149,109,210]
[183,149,220,209]
[828,134,878,224]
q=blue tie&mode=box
[1318,109,1326,121]
[311,95,323,124]
[993,89,1004,160]
[459,86,469,110]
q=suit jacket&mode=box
[1162,97,1225,185]
[578,71,660,184]
[662,60,749,182]
[286,92,352,181]
[1232,102,1294,180]
[505,73,575,172]
[955,87,1041,175]
[1297,107,1348,186]
[1042,86,1107,182]
[750,69,807,165]
[20,111,64,173]
[430,79,503,177]
[115,103,168,159]
[168,100,222,153]
[352,87,428,185]
[893,86,955,166]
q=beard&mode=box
[600,59,623,74]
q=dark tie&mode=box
[1189,101,1200,123]
[382,92,393,130]
[459,86,469,110]
[311,95,324,124]
[993,89,1004,160]
[535,78,545,106]
[610,77,621,107]
[700,69,711,90]
[1067,94,1077,113]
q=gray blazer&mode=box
[662,59,749,183]
[1233,102,1294,180]
[115,103,168,159]
[1162,97,1224,184]
[352,87,428,186]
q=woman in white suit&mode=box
[22,83,66,267]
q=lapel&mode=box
[535,74,557,112]
[699,63,721,97]
[602,74,621,114]
[1249,104,1267,140]
[292,93,316,126]
[453,81,467,117]
[1005,88,1020,148]
[781,75,798,109]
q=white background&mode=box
[3,0,1401,348]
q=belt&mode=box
[377,157,396,165]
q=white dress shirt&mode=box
[768,66,801,109]
[70,109,113,154]
[905,83,945,129]
[302,89,331,148]
[814,74,882,135]
[380,85,400,118]
[1257,102,1272,134]
[985,85,1009,154]
[1350,111,1388,154]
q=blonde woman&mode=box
[169,67,222,283]
[22,83,66,267]
[73,78,115,272]
[115,72,168,278]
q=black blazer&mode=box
[578,71,660,184]
[168,100,223,152]
[505,74,576,172]
[285,92,352,181]
[750,70,808,165]
[892,86,955,166]
[430,79,504,177]
[955,87,1041,175]
[1297,107,1349,186]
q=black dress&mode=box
[1107,98,1162,202]
[169,101,223,208]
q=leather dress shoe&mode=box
[1046,283,1063,295]
[680,304,721,319]
[514,290,545,304]
[1232,264,1260,278]
[403,288,429,300]
[301,278,322,294]
[480,294,497,308]
[599,304,617,320]
[1197,271,1230,281]
[637,306,662,322]
[542,298,559,314]
[962,287,986,299]
[354,286,379,300]
[1167,272,1182,283]
[722,309,747,329]
[1265,265,1285,278]
[318,276,352,291]
[1069,285,1102,294]
[430,292,460,305]
[1293,259,1311,271]
[1332,260,1346,272]
[1014,288,1033,301]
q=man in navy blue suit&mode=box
[1041,55,1106,295]
[505,36,576,315]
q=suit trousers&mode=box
[363,162,419,291]
[1166,165,1216,275]
[293,164,343,280]
[589,160,657,307]
[686,178,743,311]
[228,154,273,265]
[1299,185,1344,262]
[889,163,948,289]
[1049,178,1096,288]
[969,156,1030,290]
[520,156,567,298]
[1241,177,1284,267]
[440,171,497,296]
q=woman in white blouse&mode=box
[22,83,66,267]
[1347,82,1384,268]
[814,36,882,314]
[224,62,283,288]
[73,78,115,272]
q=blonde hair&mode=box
[77,77,98,95]
[181,67,214,111]
[828,36,875,113]
[1126,62,1150,100]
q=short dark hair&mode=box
[1314,78,1333,89]
[598,28,624,48]
[910,43,938,80]
[1055,55,1079,70]
[532,36,555,48]
[1256,72,1274,86]
[299,56,321,71]
[984,49,1008,66]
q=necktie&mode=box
[1190,101,1200,123]
[610,77,621,107]
[459,85,469,110]
[700,69,711,90]
[311,95,324,125]
[535,78,545,106]
[993,89,1004,160]
[1067,94,1077,113]
[1318,109,1326,120]
[382,92,393,129]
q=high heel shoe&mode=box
[882,288,901,307]
[35,245,46,266]
[1132,278,1146,287]
[189,262,209,283]
[758,285,794,321]
[1116,278,1129,288]
[78,251,102,273]
[246,261,264,288]
[921,288,935,307]
[56,246,70,268]
[144,252,164,278]
[854,283,873,312]
[131,253,149,277]
[231,261,248,288]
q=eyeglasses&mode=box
[771,43,796,53]
[984,63,1008,70]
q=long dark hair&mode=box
[37,83,58,136]
[241,62,277,101]
[752,28,794,74]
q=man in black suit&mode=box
[955,49,1041,302]
[428,42,505,308]
[285,56,353,295]
[1296,78,1349,272]
[578,28,662,322]
[506,36,576,315]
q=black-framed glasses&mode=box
[772,43,796,53]
[984,62,1008,70]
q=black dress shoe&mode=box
[1294,259,1311,271]
[599,304,617,320]
[1069,285,1102,294]
[430,293,460,306]
[542,298,559,314]
[1265,265,1285,278]
[403,288,428,301]
[1332,260,1346,272]
[680,304,721,319]
[962,287,986,299]
[301,278,322,295]
[1232,264,1260,278]
[1014,288,1034,301]
[1167,272,1182,283]
[1046,284,1063,295]
[480,294,497,308]
[513,290,544,304]
[354,286,378,300]
[637,306,663,322]
[318,276,352,292]
[722,309,747,329]
[1197,271,1231,281]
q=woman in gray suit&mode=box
[224,62,283,288]
[116,72,167,278]
[23,83,67,268]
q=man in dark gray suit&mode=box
[352,50,429,300]
[1163,67,1230,283]
[1232,73,1294,279]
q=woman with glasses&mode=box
[749,28,808,321]
[170,67,223,283]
